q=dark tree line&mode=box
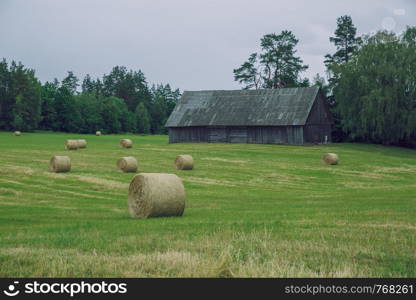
[234,17,416,147]
[0,63,180,134]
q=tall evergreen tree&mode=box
[135,102,150,134]
[234,31,308,89]
[102,66,151,112]
[324,15,361,67]
[61,71,79,94]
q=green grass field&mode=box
[0,132,415,277]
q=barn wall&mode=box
[169,126,305,144]
[303,124,332,143]
[247,126,304,145]
[168,127,209,143]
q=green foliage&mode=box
[324,15,361,142]
[0,60,42,131]
[135,102,150,134]
[324,15,361,67]
[334,28,416,145]
[233,53,262,90]
[149,84,181,133]
[61,71,79,95]
[234,31,308,89]
[0,59,180,134]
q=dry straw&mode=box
[128,173,185,218]
[175,154,194,170]
[120,138,133,148]
[49,155,71,173]
[13,131,21,136]
[65,140,79,150]
[323,153,339,165]
[77,139,87,148]
[117,157,138,173]
[96,131,102,136]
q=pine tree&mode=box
[325,15,361,67]
[234,31,308,89]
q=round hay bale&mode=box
[49,155,71,173]
[96,131,102,136]
[120,138,133,148]
[128,173,185,218]
[175,154,194,170]
[77,139,87,148]
[117,156,138,173]
[65,140,78,150]
[323,153,339,165]
[13,131,21,136]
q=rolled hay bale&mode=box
[77,139,87,148]
[117,156,138,173]
[120,138,133,148]
[174,154,194,170]
[323,153,339,165]
[128,173,185,218]
[49,155,71,173]
[65,139,79,150]
[13,131,21,136]
[96,131,102,136]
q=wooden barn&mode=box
[165,87,333,145]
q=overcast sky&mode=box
[0,0,415,91]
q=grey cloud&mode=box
[0,0,415,91]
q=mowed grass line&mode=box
[0,131,415,277]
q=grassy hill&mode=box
[0,132,415,277]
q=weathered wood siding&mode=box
[228,127,248,143]
[303,93,333,143]
[303,124,332,143]
[169,126,304,144]
[247,126,303,145]
[168,127,208,143]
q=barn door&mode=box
[208,127,227,143]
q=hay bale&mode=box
[49,155,71,173]
[120,138,133,148]
[175,154,194,170]
[128,173,185,218]
[77,139,87,148]
[65,140,78,150]
[117,156,138,173]
[96,131,102,136]
[13,131,21,136]
[323,153,339,165]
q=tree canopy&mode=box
[234,31,308,89]
[0,62,181,134]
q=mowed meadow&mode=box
[0,132,415,277]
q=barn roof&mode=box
[166,87,321,127]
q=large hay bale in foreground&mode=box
[65,140,78,150]
[323,153,339,165]
[49,155,71,173]
[96,131,102,136]
[77,139,87,148]
[175,154,194,170]
[13,131,21,136]
[117,156,138,173]
[120,138,133,148]
[128,173,185,218]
